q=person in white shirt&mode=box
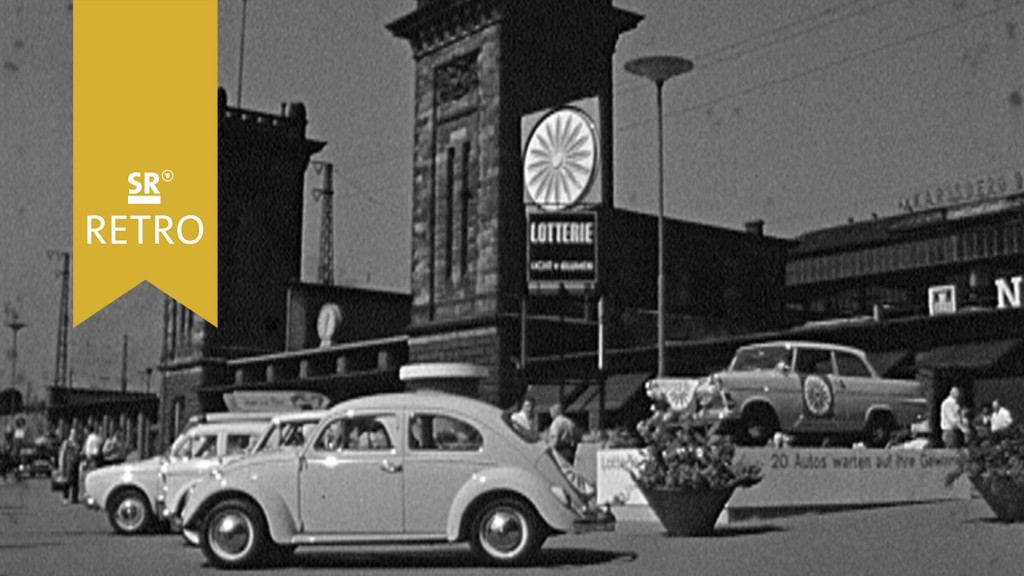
[990,399,1014,433]
[84,427,104,470]
[939,387,969,448]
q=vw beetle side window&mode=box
[313,416,396,451]
[409,414,483,451]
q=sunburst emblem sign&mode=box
[523,108,597,209]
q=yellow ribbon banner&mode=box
[74,0,217,326]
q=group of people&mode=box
[510,397,581,465]
[55,425,127,504]
[939,386,1014,448]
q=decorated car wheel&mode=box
[200,499,271,569]
[470,497,545,565]
[108,489,153,534]
[802,375,834,417]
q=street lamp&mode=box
[6,318,27,393]
[624,56,694,378]
[237,0,250,107]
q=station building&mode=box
[158,0,1021,444]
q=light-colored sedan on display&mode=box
[695,341,928,446]
[182,392,612,568]
[169,410,327,545]
[84,416,271,534]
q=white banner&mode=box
[597,447,973,510]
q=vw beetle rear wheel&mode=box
[108,489,153,535]
[469,497,544,565]
[200,499,270,569]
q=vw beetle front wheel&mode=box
[469,497,545,565]
[199,499,271,569]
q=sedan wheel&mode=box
[200,499,270,569]
[108,490,152,534]
[865,413,896,448]
[470,497,544,565]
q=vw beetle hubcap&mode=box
[209,511,253,559]
[481,509,525,555]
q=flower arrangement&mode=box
[630,389,763,493]
[946,422,1024,521]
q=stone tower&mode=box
[159,89,324,438]
[389,0,641,404]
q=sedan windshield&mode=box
[729,346,791,372]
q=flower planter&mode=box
[972,476,1024,522]
[638,485,735,536]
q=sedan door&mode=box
[299,414,403,534]
[162,432,222,509]
[792,347,841,433]
[832,351,880,432]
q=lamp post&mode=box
[625,56,693,378]
[237,0,250,107]
[6,319,26,393]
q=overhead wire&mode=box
[614,0,896,96]
[618,0,1023,134]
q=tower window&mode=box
[446,146,455,281]
[460,141,471,277]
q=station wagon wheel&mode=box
[470,497,544,565]
[108,489,153,534]
[200,499,270,569]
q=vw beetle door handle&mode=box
[381,460,402,473]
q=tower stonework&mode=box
[159,89,325,442]
[390,1,641,404]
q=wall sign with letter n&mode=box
[527,210,598,292]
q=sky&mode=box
[1,0,1022,400]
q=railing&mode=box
[226,335,409,386]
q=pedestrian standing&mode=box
[547,403,579,465]
[84,426,103,470]
[939,387,969,448]
[102,429,126,465]
[991,399,1014,433]
[511,396,537,433]
[58,428,82,504]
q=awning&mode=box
[568,372,651,413]
[915,339,1023,373]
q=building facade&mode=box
[785,178,1024,433]
[159,90,326,443]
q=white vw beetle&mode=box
[181,392,611,568]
